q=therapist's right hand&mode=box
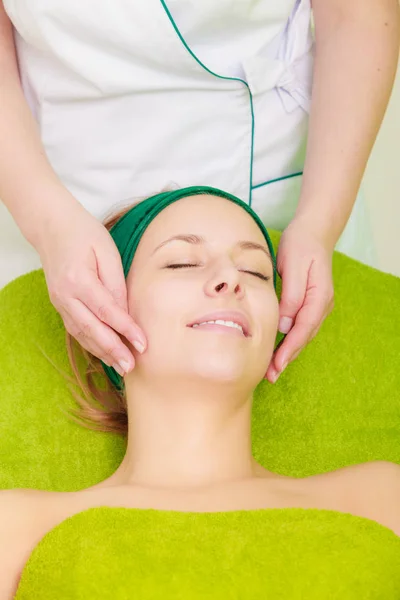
[36,201,147,377]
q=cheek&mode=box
[271,295,280,327]
[255,294,280,340]
[129,277,193,331]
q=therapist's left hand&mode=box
[265,215,335,384]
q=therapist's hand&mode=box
[265,215,335,384]
[36,200,147,377]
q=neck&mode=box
[111,375,260,490]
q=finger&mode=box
[280,250,333,353]
[274,301,330,371]
[95,238,130,313]
[263,337,284,381]
[265,292,331,383]
[79,278,147,352]
[277,256,309,334]
[264,329,306,383]
[264,288,333,384]
[62,311,113,367]
[62,299,137,373]
[93,241,147,350]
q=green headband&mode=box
[101,185,277,390]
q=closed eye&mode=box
[165,264,270,282]
[244,270,270,282]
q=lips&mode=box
[187,310,251,337]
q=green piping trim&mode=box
[159,0,255,207]
[252,171,303,190]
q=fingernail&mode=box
[282,361,288,372]
[121,359,135,373]
[113,362,125,377]
[279,317,293,334]
[271,368,279,383]
[133,341,145,354]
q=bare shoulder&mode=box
[0,488,74,599]
[0,489,42,599]
[305,461,400,537]
[306,460,400,485]
[0,488,47,543]
[0,487,61,528]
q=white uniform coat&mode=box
[0,0,378,288]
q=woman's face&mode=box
[126,195,280,390]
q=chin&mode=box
[190,358,257,384]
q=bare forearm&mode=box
[0,4,78,248]
[295,0,400,250]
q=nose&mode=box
[204,262,245,299]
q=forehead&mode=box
[141,194,266,247]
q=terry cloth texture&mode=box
[0,230,399,598]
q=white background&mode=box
[362,51,400,277]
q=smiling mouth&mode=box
[189,320,246,336]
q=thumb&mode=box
[278,256,309,334]
[95,240,129,313]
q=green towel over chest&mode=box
[15,506,400,599]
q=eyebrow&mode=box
[151,234,273,265]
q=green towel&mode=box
[1,229,400,598]
[14,508,400,599]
